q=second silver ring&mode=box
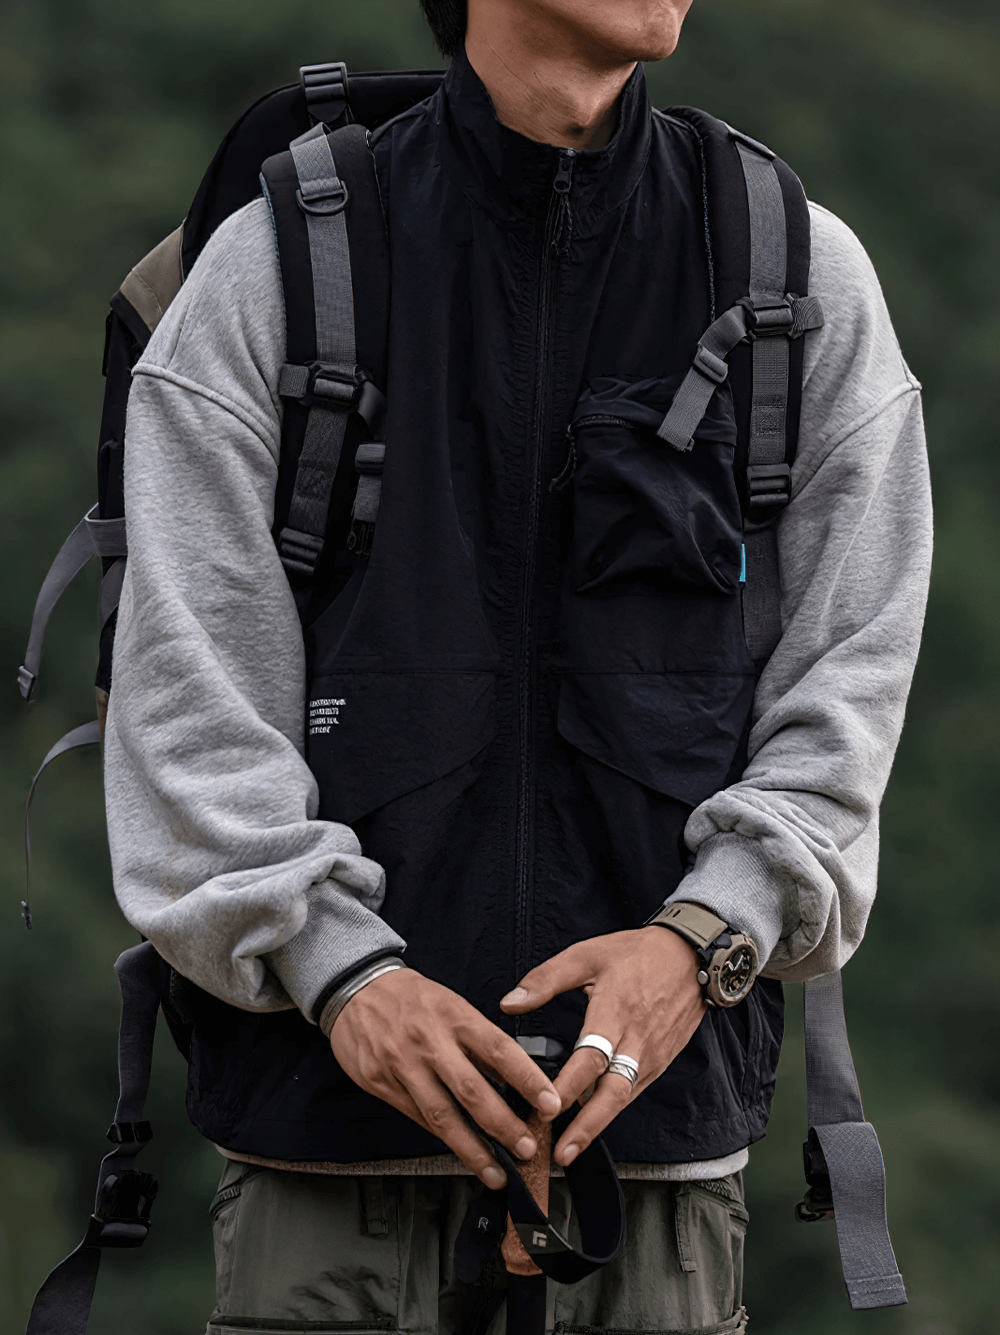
[607,1053,640,1090]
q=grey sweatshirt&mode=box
[105,197,932,1045]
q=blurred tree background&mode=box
[0,0,997,1331]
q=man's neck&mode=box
[464,11,636,152]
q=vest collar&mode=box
[437,47,653,233]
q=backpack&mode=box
[18,61,905,1335]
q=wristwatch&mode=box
[648,901,759,1009]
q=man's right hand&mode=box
[329,968,561,1188]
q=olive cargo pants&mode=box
[205,1161,749,1334]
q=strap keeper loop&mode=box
[278,527,324,577]
[106,1120,153,1146]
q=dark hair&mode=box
[419,0,467,58]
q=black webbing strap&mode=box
[18,505,128,702]
[799,974,907,1310]
[25,943,168,1335]
[453,1122,625,1290]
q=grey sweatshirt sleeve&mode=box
[669,203,932,981]
[104,198,404,1021]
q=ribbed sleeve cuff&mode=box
[263,877,406,1023]
[667,833,784,965]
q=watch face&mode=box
[717,942,756,1001]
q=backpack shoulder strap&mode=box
[657,106,823,666]
[261,119,389,610]
[658,107,904,1313]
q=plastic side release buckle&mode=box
[747,463,791,509]
[796,1130,835,1223]
[300,62,349,127]
[89,1169,158,1248]
[278,362,359,409]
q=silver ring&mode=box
[607,1054,640,1090]
[573,1033,614,1069]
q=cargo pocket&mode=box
[306,669,497,824]
[208,1162,261,1317]
[565,375,742,597]
[556,668,755,810]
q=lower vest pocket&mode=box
[556,669,755,809]
[306,670,497,824]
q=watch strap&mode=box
[648,901,729,951]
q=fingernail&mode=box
[561,1143,580,1166]
[484,1165,506,1189]
[538,1090,561,1116]
[515,1135,537,1159]
[500,987,528,1006]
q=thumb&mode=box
[500,941,598,1014]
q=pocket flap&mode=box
[557,670,755,808]
[308,670,496,824]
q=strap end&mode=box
[17,664,37,701]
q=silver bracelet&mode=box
[318,957,407,1036]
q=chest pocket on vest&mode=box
[554,375,753,810]
[565,374,742,596]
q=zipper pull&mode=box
[551,151,576,252]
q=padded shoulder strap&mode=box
[262,122,389,609]
[658,107,821,668]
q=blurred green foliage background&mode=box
[1,0,997,1331]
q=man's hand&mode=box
[500,927,706,1167]
[330,969,562,1188]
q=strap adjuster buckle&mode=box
[693,343,729,385]
[747,463,791,509]
[354,442,386,475]
[746,298,795,337]
[299,62,349,127]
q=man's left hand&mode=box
[499,927,706,1167]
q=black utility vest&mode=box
[179,56,784,1165]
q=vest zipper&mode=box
[514,149,576,989]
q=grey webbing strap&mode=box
[736,139,792,483]
[804,974,907,1310]
[84,504,127,558]
[656,306,749,452]
[279,128,358,577]
[742,527,781,664]
[22,720,102,929]
[734,139,792,667]
[19,506,128,701]
[352,442,385,524]
[98,556,127,628]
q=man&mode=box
[105,0,932,1331]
